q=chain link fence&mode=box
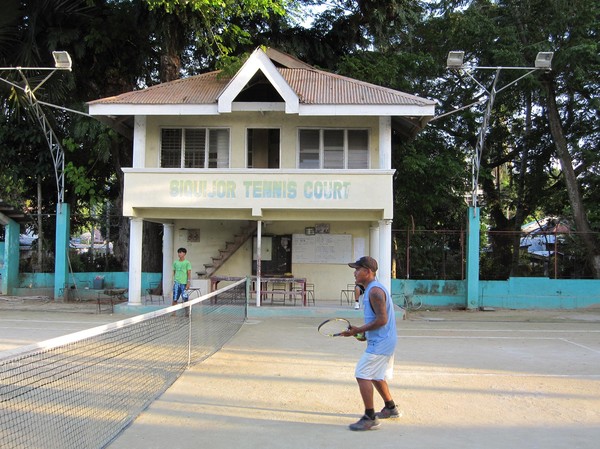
[392,228,599,280]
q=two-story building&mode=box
[88,47,435,305]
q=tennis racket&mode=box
[318,318,367,341]
[318,318,351,337]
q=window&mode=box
[161,128,230,168]
[298,129,369,169]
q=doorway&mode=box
[247,128,280,168]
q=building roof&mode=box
[0,199,28,226]
[88,47,436,138]
[88,65,433,108]
[88,71,228,106]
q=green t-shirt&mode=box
[173,259,192,284]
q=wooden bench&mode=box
[97,288,128,313]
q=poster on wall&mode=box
[252,235,292,275]
[292,234,352,264]
[353,237,365,260]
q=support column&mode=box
[378,219,392,294]
[466,206,480,309]
[379,117,392,169]
[163,224,174,302]
[54,203,70,299]
[133,115,146,168]
[128,217,143,305]
[369,225,380,262]
[1,216,20,295]
[256,220,262,307]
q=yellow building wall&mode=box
[144,113,381,169]
[140,113,386,300]
[206,220,371,301]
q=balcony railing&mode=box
[122,168,395,220]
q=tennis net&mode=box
[0,277,248,449]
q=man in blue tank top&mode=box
[342,256,400,431]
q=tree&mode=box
[145,0,290,80]
[412,0,600,278]
[1,0,297,272]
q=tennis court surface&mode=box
[1,301,599,449]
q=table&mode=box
[255,277,307,306]
[210,276,308,306]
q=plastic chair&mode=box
[304,283,315,305]
[340,284,355,305]
[292,281,315,306]
[146,281,164,304]
[270,281,288,304]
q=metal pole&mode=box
[472,68,500,208]
[256,220,261,307]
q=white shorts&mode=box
[355,352,395,381]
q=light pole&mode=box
[0,51,73,207]
[445,50,553,309]
[446,50,553,209]
[0,51,75,299]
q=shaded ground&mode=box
[1,296,599,449]
[105,311,600,449]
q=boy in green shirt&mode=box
[172,247,192,305]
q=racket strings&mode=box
[318,318,350,336]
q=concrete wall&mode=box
[13,272,162,298]
[212,220,369,301]
[391,278,600,309]
[11,273,600,309]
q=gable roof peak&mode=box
[218,47,299,113]
[262,47,313,69]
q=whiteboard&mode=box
[292,234,352,264]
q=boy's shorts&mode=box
[173,282,188,302]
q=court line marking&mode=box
[559,337,600,354]
[396,371,600,378]
[398,335,600,355]
[400,335,585,339]
[0,318,108,325]
[401,328,600,333]
[0,326,91,332]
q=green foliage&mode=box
[64,163,97,201]
[68,252,123,272]
[0,173,26,208]
[146,0,287,16]
[1,0,598,277]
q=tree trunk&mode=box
[543,76,600,278]
[142,222,163,272]
[110,137,131,271]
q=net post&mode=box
[187,305,192,367]
[245,276,251,318]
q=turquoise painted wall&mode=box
[0,242,4,292]
[14,272,162,297]
[391,278,600,309]
[10,273,600,309]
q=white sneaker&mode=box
[354,302,360,309]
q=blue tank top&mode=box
[363,280,397,355]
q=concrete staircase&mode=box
[196,221,257,279]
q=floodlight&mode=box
[52,51,72,70]
[534,52,553,69]
[446,51,465,69]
